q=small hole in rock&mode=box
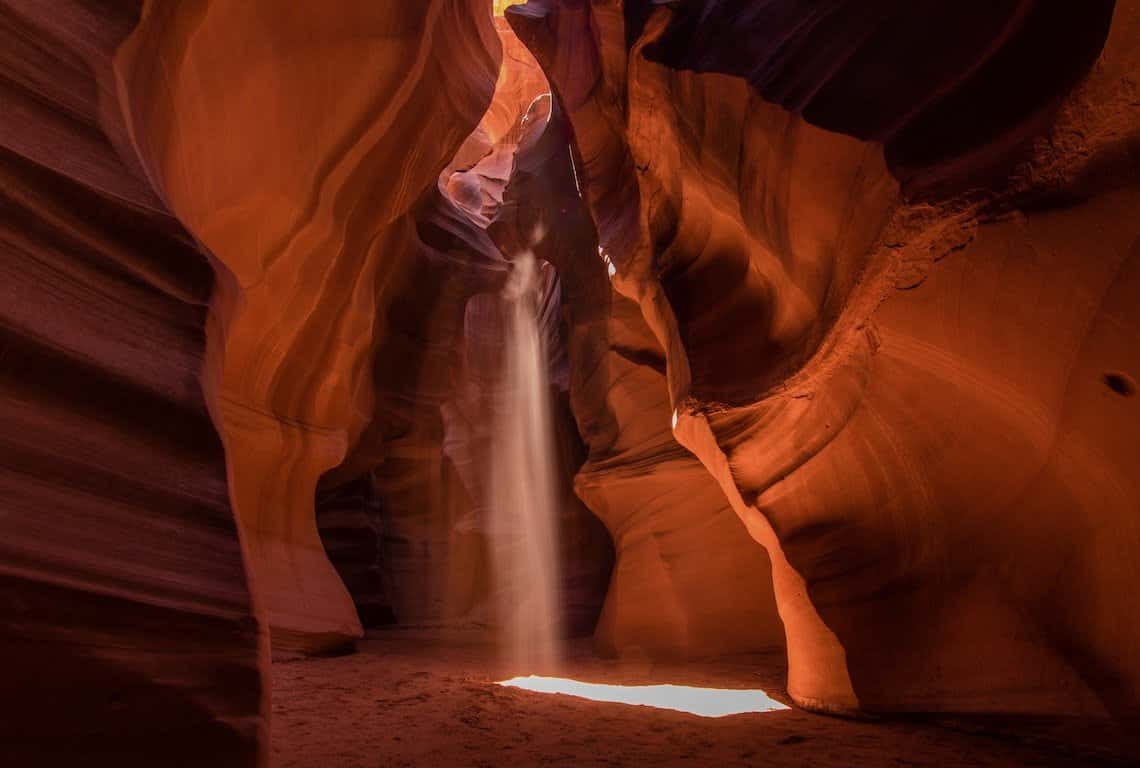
[1103,372,1136,397]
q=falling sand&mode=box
[488,250,563,673]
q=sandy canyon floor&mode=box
[271,631,1133,767]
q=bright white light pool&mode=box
[497,676,789,717]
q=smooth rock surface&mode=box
[113,0,503,654]
[508,0,1140,726]
[1,0,264,763]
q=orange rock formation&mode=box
[3,1,1139,764]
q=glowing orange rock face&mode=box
[508,0,1140,730]
[113,0,502,654]
[5,1,1140,763]
[486,32,787,658]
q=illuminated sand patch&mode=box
[497,676,789,717]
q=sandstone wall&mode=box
[508,0,1140,725]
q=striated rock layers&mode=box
[491,92,785,658]
[112,0,503,654]
[509,0,1140,728]
[1,1,516,763]
[6,0,1140,762]
[327,18,615,637]
[0,1,262,764]
[315,472,395,629]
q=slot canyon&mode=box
[2,0,1139,765]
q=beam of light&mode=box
[497,676,789,717]
[491,250,562,670]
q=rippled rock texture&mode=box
[315,17,614,638]
[491,92,785,657]
[4,0,1140,764]
[3,0,510,763]
[114,0,504,655]
[508,0,1140,727]
[1,1,262,764]
[315,472,395,629]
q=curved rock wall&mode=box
[7,0,1140,761]
[315,472,395,629]
[492,94,785,658]
[0,1,263,764]
[509,0,1140,724]
[333,20,614,635]
[112,0,503,653]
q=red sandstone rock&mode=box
[491,96,785,657]
[113,0,503,655]
[5,0,1140,763]
[316,472,395,629]
[332,19,614,637]
[0,1,263,764]
[509,0,1140,731]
